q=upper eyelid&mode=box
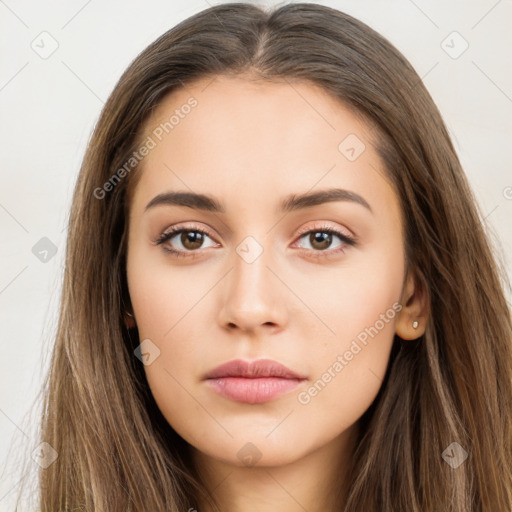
[160,221,351,236]
[294,222,354,239]
[162,222,217,240]
[158,222,356,246]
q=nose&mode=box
[218,242,288,335]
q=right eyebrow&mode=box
[145,191,224,213]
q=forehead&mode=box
[142,74,370,152]
[130,75,398,222]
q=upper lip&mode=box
[204,359,307,380]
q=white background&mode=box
[1,0,511,509]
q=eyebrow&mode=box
[144,188,373,215]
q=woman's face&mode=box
[126,75,406,467]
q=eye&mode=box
[293,224,356,259]
[153,224,218,258]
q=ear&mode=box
[121,282,136,329]
[124,311,136,329]
[395,268,430,340]
[123,294,136,329]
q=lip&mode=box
[204,359,307,404]
[204,358,306,380]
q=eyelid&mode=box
[294,221,355,241]
[153,222,217,243]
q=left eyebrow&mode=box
[279,188,373,215]
[144,187,373,215]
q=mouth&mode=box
[203,358,307,404]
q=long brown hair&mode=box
[18,2,512,510]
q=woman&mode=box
[26,2,512,510]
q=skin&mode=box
[126,74,427,512]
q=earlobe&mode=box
[395,269,429,340]
[125,310,136,329]
[396,316,425,340]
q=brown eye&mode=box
[308,231,333,251]
[179,230,205,250]
[293,226,357,260]
[155,226,218,257]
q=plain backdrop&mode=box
[1,0,511,509]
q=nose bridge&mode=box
[231,233,274,305]
[220,232,286,331]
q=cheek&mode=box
[127,244,212,342]
[295,245,403,420]
[294,239,404,345]
[126,248,215,439]
[136,313,209,446]
[294,303,398,445]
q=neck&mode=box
[189,421,359,512]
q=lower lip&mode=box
[205,377,305,404]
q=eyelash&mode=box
[153,223,357,260]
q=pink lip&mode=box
[204,359,307,404]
